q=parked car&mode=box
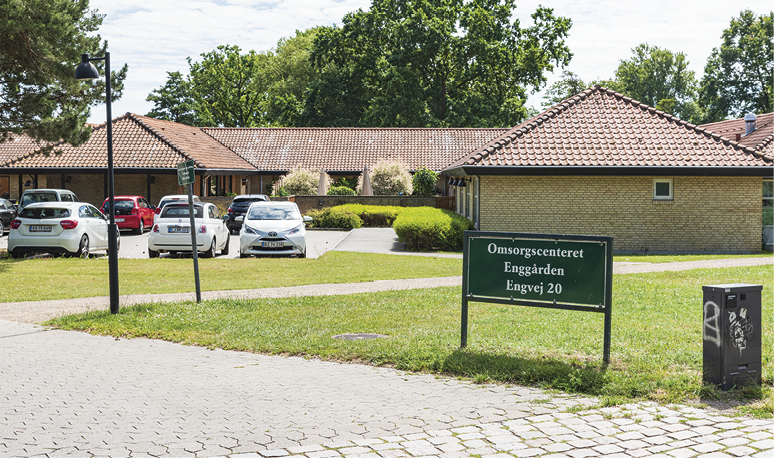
[8,202,119,258]
[238,201,312,258]
[155,194,200,215]
[17,189,78,212]
[0,198,18,236]
[100,196,155,234]
[225,194,268,234]
[148,202,229,258]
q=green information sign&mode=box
[461,231,614,363]
[467,236,607,306]
[176,160,195,186]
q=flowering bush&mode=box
[357,159,413,195]
[282,166,323,196]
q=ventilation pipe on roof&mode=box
[744,113,757,136]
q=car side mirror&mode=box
[303,216,313,223]
[235,216,244,222]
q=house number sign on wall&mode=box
[461,231,614,363]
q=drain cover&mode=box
[332,333,388,341]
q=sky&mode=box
[86,0,772,125]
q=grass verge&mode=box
[0,251,462,302]
[46,265,773,417]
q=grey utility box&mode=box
[702,283,763,390]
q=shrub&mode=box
[282,166,321,196]
[309,206,363,229]
[358,159,413,195]
[412,166,439,196]
[328,186,357,196]
[393,207,474,251]
[337,204,403,227]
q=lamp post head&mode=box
[75,53,100,80]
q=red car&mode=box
[100,196,155,234]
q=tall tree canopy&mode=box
[187,44,270,127]
[0,0,127,148]
[699,9,773,122]
[145,71,200,126]
[612,44,702,122]
[541,70,586,107]
[300,0,572,128]
[147,30,318,127]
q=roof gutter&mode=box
[442,165,774,177]
[1,167,258,175]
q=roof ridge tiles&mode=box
[128,113,203,167]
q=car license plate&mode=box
[29,225,52,232]
[168,226,189,234]
[115,218,125,222]
[262,241,285,248]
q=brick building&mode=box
[443,86,773,254]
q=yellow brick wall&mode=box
[480,175,762,253]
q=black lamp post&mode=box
[75,52,119,314]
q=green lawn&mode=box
[0,251,462,302]
[46,263,773,417]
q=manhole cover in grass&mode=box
[332,333,388,341]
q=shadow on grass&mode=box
[439,349,610,396]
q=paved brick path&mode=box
[1,319,772,458]
[1,253,772,457]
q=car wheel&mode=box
[9,250,22,259]
[77,234,90,258]
[221,234,230,255]
[148,248,159,258]
[204,238,216,258]
[298,250,306,259]
[134,219,144,235]
[239,253,250,258]
[0,219,4,237]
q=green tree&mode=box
[411,166,439,196]
[542,70,586,107]
[613,44,701,122]
[0,0,127,149]
[188,44,270,127]
[264,28,320,126]
[145,71,200,125]
[699,9,773,122]
[301,0,572,128]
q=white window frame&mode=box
[653,178,673,200]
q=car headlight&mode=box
[288,224,303,235]
[243,225,258,235]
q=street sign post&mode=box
[177,160,201,302]
[461,231,613,363]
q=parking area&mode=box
[0,229,350,260]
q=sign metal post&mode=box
[177,160,201,303]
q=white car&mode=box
[8,202,119,258]
[153,194,201,223]
[148,202,229,258]
[239,201,312,258]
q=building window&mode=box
[653,179,673,200]
[764,180,773,226]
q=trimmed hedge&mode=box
[393,207,474,251]
[309,204,473,251]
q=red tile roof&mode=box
[1,114,254,171]
[0,133,51,165]
[201,127,509,172]
[699,112,774,157]
[446,86,773,172]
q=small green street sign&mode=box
[176,160,195,186]
[461,231,613,363]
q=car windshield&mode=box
[158,199,183,209]
[20,192,58,207]
[159,205,203,218]
[20,207,71,219]
[247,206,299,221]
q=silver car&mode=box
[239,202,312,258]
